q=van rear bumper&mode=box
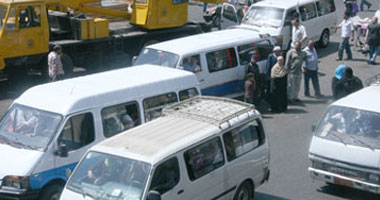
[309,167,380,194]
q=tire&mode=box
[234,181,254,200]
[319,29,330,48]
[40,57,49,83]
[61,53,74,78]
[39,184,63,200]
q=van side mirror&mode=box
[147,190,161,200]
[55,143,68,157]
[311,124,316,132]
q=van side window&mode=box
[101,102,141,138]
[149,157,180,194]
[238,40,271,64]
[181,55,201,73]
[223,121,262,161]
[58,113,95,152]
[206,48,237,73]
[316,0,335,16]
[299,3,317,21]
[184,137,224,181]
[144,93,178,122]
[179,88,199,101]
[285,9,298,26]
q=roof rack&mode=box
[162,96,257,128]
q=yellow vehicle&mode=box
[0,0,225,81]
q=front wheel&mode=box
[234,182,254,200]
[319,30,330,48]
[39,184,63,200]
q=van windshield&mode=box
[134,48,179,69]
[243,6,284,28]
[316,105,380,149]
[67,151,151,200]
[0,104,62,151]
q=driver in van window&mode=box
[207,52,219,72]
[150,162,178,194]
[120,110,135,130]
[87,157,121,185]
[183,56,201,73]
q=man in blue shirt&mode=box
[303,40,322,97]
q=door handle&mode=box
[177,189,184,195]
[199,79,205,82]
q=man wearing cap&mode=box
[48,45,64,81]
[265,46,282,99]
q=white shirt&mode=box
[375,10,380,24]
[291,24,307,48]
[48,51,64,79]
[339,19,354,38]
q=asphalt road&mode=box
[1,1,380,200]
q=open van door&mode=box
[220,3,239,29]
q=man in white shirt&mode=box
[375,9,380,24]
[48,45,64,81]
[291,18,308,48]
[331,11,354,61]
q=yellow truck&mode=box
[0,0,226,82]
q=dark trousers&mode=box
[338,37,353,60]
[304,69,321,96]
[360,0,371,10]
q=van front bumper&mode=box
[0,188,39,200]
[309,167,380,194]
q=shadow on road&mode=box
[318,42,340,59]
[285,108,307,114]
[318,184,380,200]
[255,192,290,200]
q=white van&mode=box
[61,96,270,200]
[217,0,337,50]
[134,28,274,98]
[0,65,200,200]
[308,84,380,194]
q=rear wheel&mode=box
[39,183,63,200]
[234,181,254,200]
[319,29,330,48]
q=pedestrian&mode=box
[291,18,308,48]
[303,40,322,97]
[375,9,380,24]
[331,11,354,61]
[203,2,208,13]
[246,56,262,106]
[344,0,355,17]
[265,46,282,100]
[48,45,64,82]
[335,67,363,100]
[360,0,371,11]
[365,17,380,65]
[285,41,307,104]
[244,73,256,105]
[270,56,288,113]
[332,64,346,100]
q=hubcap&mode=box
[323,32,329,46]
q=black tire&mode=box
[234,181,254,200]
[318,29,330,48]
[40,57,49,83]
[39,184,63,200]
[61,53,74,78]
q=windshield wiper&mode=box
[347,134,374,151]
[328,131,346,145]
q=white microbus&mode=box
[61,96,270,200]
[309,84,380,194]
[134,28,274,98]
[0,65,200,200]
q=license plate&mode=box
[334,177,353,187]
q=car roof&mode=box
[147,29,262,56]
[91,96,259,164]
[333,84,380,112]
[254,0,316,9]
[14,65,198,115]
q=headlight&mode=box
[311,160,323,170]
[2,176,29,190]
[369,174,380,184]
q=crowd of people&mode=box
[244,7,380,113]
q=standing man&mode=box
[366,17,380,65]
[244,73,256,105]
[335,67,363,100]
[286,41,307,103]
[360,0,371,11]
[344,0,354,17]
[48,45,64,82]
[303,40,322,97]
[246,56,262,106]
[331,11,354,61]
[291,18,308,48]
[265,46,281,99]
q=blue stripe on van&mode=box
[29,162,78,190]
[201,79,244,96]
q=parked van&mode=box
[0,65,200,200]
[217,0,337,50]
[134,28,274,98]
[61,96,270,200]
[309,84,380,194]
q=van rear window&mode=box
[316,106,380,149]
